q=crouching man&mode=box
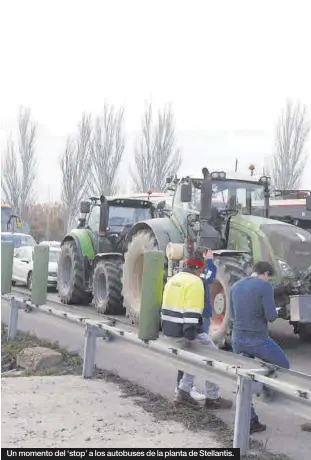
[161,248,232,410]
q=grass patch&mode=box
[1,323,82,376]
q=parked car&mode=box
[39,240,61,248]
[12,245,60,290]
[1,232,36,248]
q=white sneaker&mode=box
[175,386,205,401]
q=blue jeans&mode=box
[232,335,290,422]
[202,317,211,333]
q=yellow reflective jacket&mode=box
[161,271,204,340]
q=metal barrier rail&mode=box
[3,295,311,457]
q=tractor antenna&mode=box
[235,159,238,172]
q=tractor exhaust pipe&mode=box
[200,168,213,222]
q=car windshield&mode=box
[182,180,266,216]
[1,233,36,248]
[49,250,60,263]
[108,206,152,227]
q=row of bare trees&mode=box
[60,102,182,229]
[1,107,37,220]
[1,99,310,233]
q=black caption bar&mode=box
[2,448,240,459]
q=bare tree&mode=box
[89,103,125,196]
[272,100,310,190]
[131,103,182,192]
[1,107,37,218]
[60,113,92,231]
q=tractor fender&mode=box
[93,252,124,266]
[126,218,184,252]
[61,229,95,287]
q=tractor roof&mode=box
[177,169,265,183]
[105,192,173,206]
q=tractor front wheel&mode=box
[93,259,124,315]
[57,240,91,305]
[122,231,157,325]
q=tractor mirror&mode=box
[180,183,192,202]
[306,195,311,211]
[80,201,91,214]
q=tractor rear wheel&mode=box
[57,240,91,305]
[93,259,124,315]
[122,231,157,325]
[210,256,251,348]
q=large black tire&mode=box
[122,231,157,325]
[298,323,311,342]
[57,240,91,305]
[93,259,124,315]
[210,255,252,347]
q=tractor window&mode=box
[108,206,151,229]
[87,205,100,232]
[174,180,266,217]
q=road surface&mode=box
[2,293,311,460]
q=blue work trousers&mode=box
[232,335,290,422]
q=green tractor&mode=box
[121,168,311,343]
[57,193,170,314]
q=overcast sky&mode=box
[0,0,310,202]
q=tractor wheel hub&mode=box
[214,293,226,315]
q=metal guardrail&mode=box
[2,294,311,457]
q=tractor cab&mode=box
[167,169,271,250]
[78,193,170,254]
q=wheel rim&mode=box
[95,270,107,304]
[210,280,226,332]
[61,254,73,291]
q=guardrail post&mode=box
[1,241,14,294]
[7,297,19,340]
[233,374,253,456]
[31,245,49,306]
[139,250,165,341]
[82,324,97,378]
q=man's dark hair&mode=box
[253,261,274,276]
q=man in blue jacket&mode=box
[175,248,218,401]
[230,261,290,433]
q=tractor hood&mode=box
[232,215,311,273]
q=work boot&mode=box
[250,420,267,434]
[204,397,233,410]
[175,385,205,401]
[173,389,200,409]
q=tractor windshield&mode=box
[179,180,266,216]
[108,206,152,231]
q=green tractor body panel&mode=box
[64,229,96,259]
[126,217,184,251]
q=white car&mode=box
[39,240,61,248]
[12,246,60,290]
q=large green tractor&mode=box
[57,193,170,314]
[121,168,311,343]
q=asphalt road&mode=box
[3,288,311,460]
[13,286,311,374]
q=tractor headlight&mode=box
[211,171,226,179]
[277,259,294,277]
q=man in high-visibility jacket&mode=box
[161,248,233,409]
